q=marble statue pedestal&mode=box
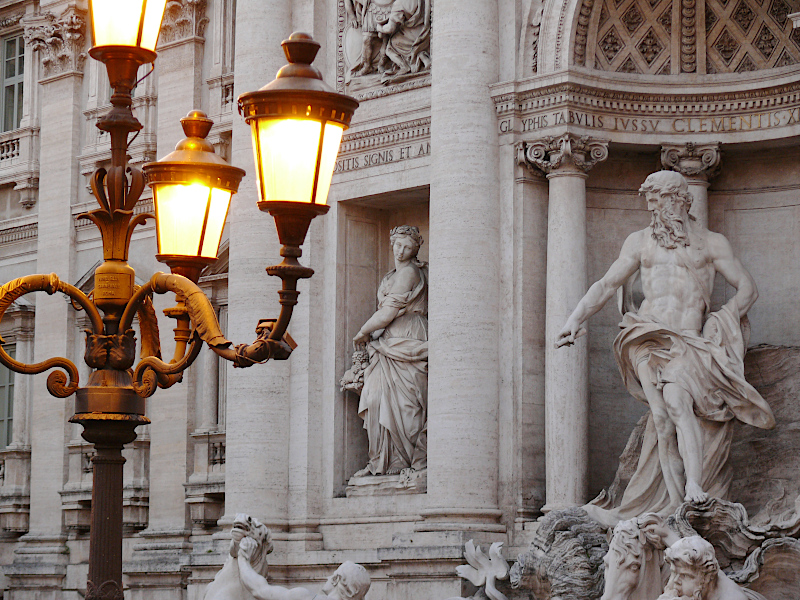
[346,469,428,497]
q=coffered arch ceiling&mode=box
[572,0,800,74]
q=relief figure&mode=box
[557,171,775,527]
[344,0,431,84]
[345,0,393,76]
[350,225,428,477]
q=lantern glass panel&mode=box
[253,118,319,204]
[252,119,345,205]
[90,0,167,51]
[315,122,344,204]
[201,187,233,257]
[154,182,231,259]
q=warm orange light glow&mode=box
[315,123,344,204]
[252,119,344,205]
[153,182,232,259]
[90,0,168,51]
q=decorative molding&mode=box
[661,142,722,178]
[23,7,87,78]
[555,0,571,69]
[339,117,430,154]
[518,134,609,174]
[159,0,208,45]
[0,14,23,31]
[574,0,594,67]
[496,79,800,118]
[348,75,431,101]
[13,177,38,209]
[681,0,697,73]
[0,222,36,244]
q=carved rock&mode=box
[730,345,800,522]
[343,0,431,88]
[508,508,607,600]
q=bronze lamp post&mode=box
[0,1,358,598]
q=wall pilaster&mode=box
[6,6,87,596]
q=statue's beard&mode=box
[651,207,689,249]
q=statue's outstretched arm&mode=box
[556,231,642,347]
[237,539,313,600]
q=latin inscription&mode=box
[512,107,800,135]
[334,142,431,174]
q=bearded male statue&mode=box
[557,170,775,528]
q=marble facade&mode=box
[0,0,798,599]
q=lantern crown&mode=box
[153,110,235,172]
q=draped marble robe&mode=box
[358,263,428,475]
[379,0,431,82]
[588,297,775,527]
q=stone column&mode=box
[520,134,608,510]
[197,346,219,432]
[661,143,721,230]
[6,6,87,590]
[225,0,292,527]
[423,0,503,531]
[9,313,33,449]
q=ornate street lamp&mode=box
[0,4,357,597]
[143,110,246,283]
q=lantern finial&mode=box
[181,110,214,140]
[281,32,320,66]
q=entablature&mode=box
[492,67,800,146]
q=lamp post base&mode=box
[71,410,149,600]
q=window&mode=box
[0,345,14,448]
[2,34,23,132]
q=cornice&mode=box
[339,117,431,154]
[493,79,800,119]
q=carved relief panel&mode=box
[337,0,432,98]
[574,0,800,74]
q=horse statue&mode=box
[601,515,674,600]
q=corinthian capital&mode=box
[518,134,609,175]
[23,6,87,78]
[661,143,721,180]
[160,0,209,44]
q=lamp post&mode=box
[0,2,357,598]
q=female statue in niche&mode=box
[351,225,428,477]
